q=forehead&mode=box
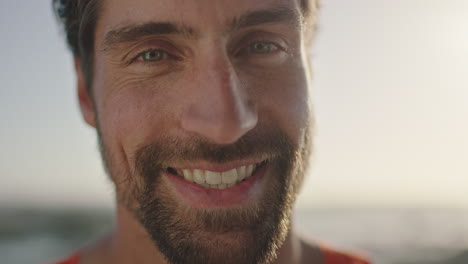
[97,0,302,36]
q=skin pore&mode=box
[75,0,320,263]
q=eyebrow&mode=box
[102,22,196,51]
[229,6,302,33]
[101,5,302,52]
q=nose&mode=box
[180,53,258,145]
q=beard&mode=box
[98,123,311,264]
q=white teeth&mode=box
[237,166,247,181]
[246,164,254,177]
[222,168,238,184]
[205,171,222,184]
[173,162,261,189]
[193,169,205,184]
[182,169,193,182]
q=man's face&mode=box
[86,0,313,263]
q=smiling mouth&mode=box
[165,161,267,190]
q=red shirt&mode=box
[53,247,371,264]
[321,247,370,264]
[53,253,79,264]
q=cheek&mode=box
[94,74,182,168]
[249,65,311,144]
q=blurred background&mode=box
[0,0,467,263]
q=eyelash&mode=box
[238,40,282,56]
[129,48,173,65]
[128,40,284,66]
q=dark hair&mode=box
[53,0,318,90]
[53,0,101,90]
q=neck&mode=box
[80,204,167,264]
[80,205,322,264]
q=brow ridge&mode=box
[229,6,302,33]
[102,22,196,51]
[101,5,302,52]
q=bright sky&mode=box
[0,0,467,209]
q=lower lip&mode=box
[163,163,268,209]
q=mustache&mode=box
[134,125,294,180]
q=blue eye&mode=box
[249,42,278,54]
[141,49,167,62]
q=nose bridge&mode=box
[181,49,258,144]
[206,55,240,112]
